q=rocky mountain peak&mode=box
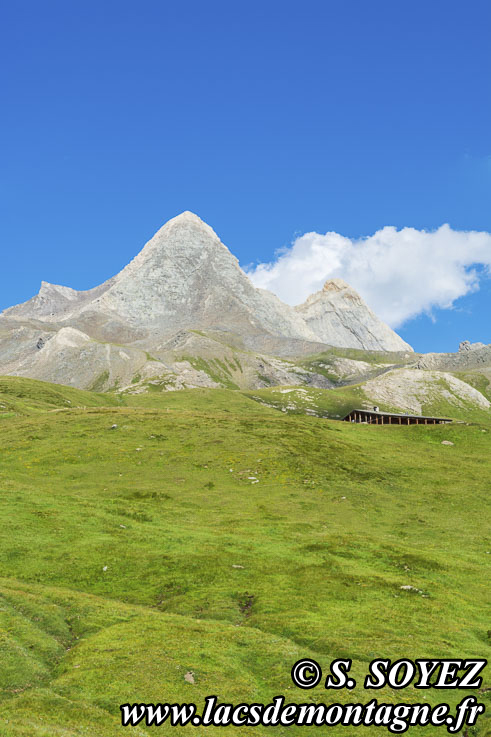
[145,210,222,249]
[38,281,80,302]
[63,212,317,342]
[322,278,351,292]
[1,211,413,364]
[295,280,412,352]
[459,340,487,353]
[109,210,234,288]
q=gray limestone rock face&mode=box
[294,278,413,352]
[3,280,114,323]
[0,211,417,391]
[4,212,318,343]
[362,368,490,414]
[416,344,491,371]
[459,340,487,352]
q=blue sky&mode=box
[0,0,490,352]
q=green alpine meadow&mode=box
[0,376,489,735]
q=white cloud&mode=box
[246,224,491,328]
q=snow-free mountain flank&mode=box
[0,211,424,393]
[295,278,413,352]
[2,212,410,350]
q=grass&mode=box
[245,385,366,419]
[0,376,121,415]
[298,347,416,381]
[245,381,491,424]
[0,377,489,735]
[178,356,240,390]
[452,371,491,401]
[89,371,110,393]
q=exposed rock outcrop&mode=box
[459,340,487,352]
[295,279,413,352]
[0,211,417,391]
[4,212,318,343]
[362,368,490,414]
[416,344,491,372]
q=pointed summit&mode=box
[2,211,412,355]
[173,210,201,220]
[296,281,412,352]
[169,210,206,223]
[117,210,228,276]
[322,278,351,292]
[157,210,218,238]
[1,212,308,343]
[91,212,317,340]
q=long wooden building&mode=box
[343,407,451,425]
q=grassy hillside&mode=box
[0,376,121,417]
[452,371,491,402]
[298,347,415,383]
[245,385,366,419]
[246,381,491,423]
[0,378,489,735]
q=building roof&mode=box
[343,408,451,421]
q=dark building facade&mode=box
[343,408,451,425]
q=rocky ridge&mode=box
[362,368,490,414]
[0,212,412,391]
[295,278,412,352]
[3,213,318,344]
[0,212,489,416]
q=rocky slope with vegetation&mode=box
[3,211,489,418]
[1,212,413,392]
